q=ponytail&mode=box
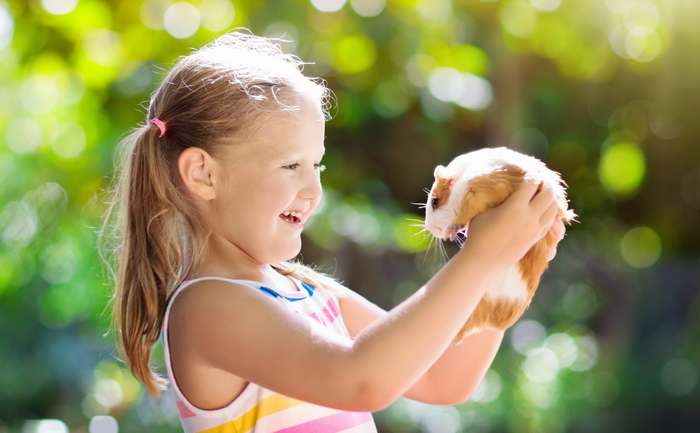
[98,123,210,398]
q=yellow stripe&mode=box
[198,393,306,433]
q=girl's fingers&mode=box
[552,219,565,241]
[534,204,557,240]
[530,184,555,214]
[540,201,559,225]
[515,178,543,204]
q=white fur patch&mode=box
[483,264,528,303]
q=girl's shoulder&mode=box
[164,278,258,412]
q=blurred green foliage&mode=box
[1,0,699,432]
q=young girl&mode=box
[98,28,562,433]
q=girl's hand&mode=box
[546,218,566,261]
[465,179,559,267]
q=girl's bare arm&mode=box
[349,242,509,409]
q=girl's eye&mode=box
[285,163,326,172]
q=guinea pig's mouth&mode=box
[444,223,465,242]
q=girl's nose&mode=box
[304,182,322,201]
[300,172,322,200]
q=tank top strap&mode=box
[164,277,251,314]
[202,277,314,302]
[162,275,317,339]
[164,276,313,320]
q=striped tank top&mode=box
[161,275,378,433]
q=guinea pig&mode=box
[423,146,578,345]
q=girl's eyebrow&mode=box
[285,147,325,159]
[273,149,325,165]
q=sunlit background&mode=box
[1,0,699,432]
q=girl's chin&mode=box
[278,241,302,261]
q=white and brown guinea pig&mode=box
[424,146,579,345]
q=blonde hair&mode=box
[97,28,347,399]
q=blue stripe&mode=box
[257,281,315,302]
[257,286,282,299]
[300,281,315,296]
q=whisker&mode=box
[420,236,429,264]
[421,235,435,266]
[437,237,447,263]
[404,217,425,222]
[429,236,440,264]
[409,227,429,238]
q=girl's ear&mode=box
[178,147,217,201]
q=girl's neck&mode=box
[193,233,274,280]
[189,263,299,293]
[190,260,273,282]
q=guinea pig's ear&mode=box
[434,164,446,179]
[434,165,456,188]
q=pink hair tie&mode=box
[151,118,166,138]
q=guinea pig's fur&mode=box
[423,146,579,345]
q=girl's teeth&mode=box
[280,212,301,224]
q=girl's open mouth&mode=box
[279,213,303,227]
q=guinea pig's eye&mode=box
[431,196,439,210]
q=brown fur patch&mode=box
[448,163,578,346]
[431,175,454,209]
[454,163,526,226]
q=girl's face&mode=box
[195,95,326,269]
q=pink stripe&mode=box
[271,411,373,433]
[309,312,322,324]
[322,306,335,323]
[321,298,339,322]
[176,399,196,418]
[307,297,340,326]
[327,298,340,317]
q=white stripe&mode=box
[339,419,378,433]
[239,402,342,433]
